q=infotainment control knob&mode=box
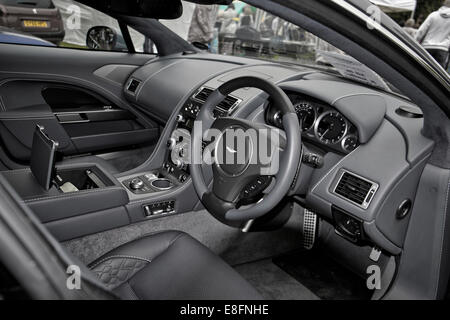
[129,178,144,190]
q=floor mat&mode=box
[273,250,372,300]
[235,259,319,300]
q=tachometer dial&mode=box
[294,102,316,132]
[314,111,347,144]
[342,135,358,152]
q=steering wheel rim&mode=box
[191,76,301,223]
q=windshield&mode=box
[161,1,393,92]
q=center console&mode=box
[122,87,242,195]
[117,87,245,220]
[164,86,242,182]
[1,163,128,223]
[120,106,194,196]
[122,170,177,194]
[1,124,126,220]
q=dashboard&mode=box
[123,54,435,256]
[265,93,359,154]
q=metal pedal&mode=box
[302,209,318,250]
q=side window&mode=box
[0,0,145,52]
[128,26,147,53]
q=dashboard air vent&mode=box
[193,87,241,116]
[194,87,214,102]
[334,171,378,209]
[127,79,141,94]
[217,95,239,112]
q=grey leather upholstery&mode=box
[26,186,128,223]
[0,160,128,224]
[0,173,261,300]
[88,230,262,300]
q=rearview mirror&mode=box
[76,0,233,19]
[107,0,183,19]
[86,26,118,51]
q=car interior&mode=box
[0,0,449,300]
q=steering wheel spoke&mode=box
[201,191,236,220]
[210,165,260,203]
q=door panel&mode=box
[0,107,75,161]
[43,84,159,155]
[0,43,158,165]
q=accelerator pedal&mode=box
[302,209,318,250]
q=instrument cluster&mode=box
[266,93,359,154]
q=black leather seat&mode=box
[87,231,262,300]
[0,172,261,300]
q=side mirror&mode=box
[86,26,118,51]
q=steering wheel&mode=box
[191,76,301,225]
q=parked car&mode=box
[0,0,64,44]
[0,25,55,46]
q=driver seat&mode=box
[88,230,262,300]
[0,175,261,300]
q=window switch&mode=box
[143,205,153,217]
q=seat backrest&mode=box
[0,175,115,300]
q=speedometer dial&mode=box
[314,111,347,144]
[294,102,316,132]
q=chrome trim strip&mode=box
[242,219,254,233]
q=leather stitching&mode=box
[114,232,187,265]
[1,169,33,175]
[89,255,151,269]
[124,281,140,300]
[23,187,125,203]
[0,73,125,106]
[331,93,382,106]
[89,255,152,291]
[0,95,6,111]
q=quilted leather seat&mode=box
[87,231,262,300]
[0,174,261,300]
